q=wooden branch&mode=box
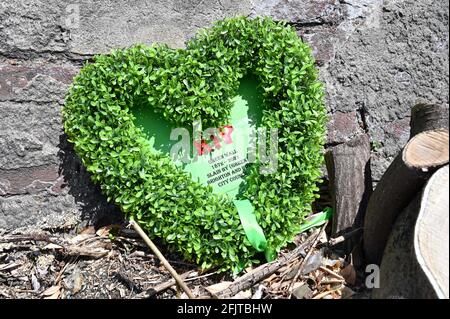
[410,103,449,138]
[0,233,56,244]
[62,245,109,258]
[329,227,362,246]
[0,233,109,258]
[325,134,372,237]
[364,103,449,265]
[214,230,318,299]
[129,220,195,299]
[373,165,449,299]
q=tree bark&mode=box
[410,103,449,138]
[372,165,449,299]
[325,134,372,237]
[363,104,449,265]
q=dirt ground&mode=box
[0,221,370,299]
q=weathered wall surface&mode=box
[0,0,448,230]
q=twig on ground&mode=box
[318,266,345,281]
[129,220,195,299]
[54,256,77,285]
[0,234,109,259]
[62,245,109,258]
[329,228,363,246]
[184,271,219,282]
[312,286,342,299]
[319,279,345,285]
[0,234,57,245]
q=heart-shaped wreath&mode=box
[63,16,326,273]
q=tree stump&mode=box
[325,134,372,236]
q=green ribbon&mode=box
[233,199,275,262]
[298,207,333,234]
[232,203,333,263]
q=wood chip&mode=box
[43,243,63,250]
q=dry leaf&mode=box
[117,287,126,298]
[313,290,333,299]
[273,280,291,291]
[69,233,94,245]
[264,273,277,283]
[205,281,232,296]
[340,264,356,285]
[79,226,96,235]
[45,291,60,299]
[251,284,266,299]
[31,274,41,292]
[179,292,190,299]
[292,284,312,299]
[96,224,120,237]
[292,282,303,290]
[319,231,328,244]
[321,258,340,268]
[72,273,83,295]
[187,271,199,279]
[302,252,322,275]
[42,285,61,299]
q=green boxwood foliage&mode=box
[63,16,326,273]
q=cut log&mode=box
[363,103,449,265]
[410,103,449,138]
[414,166,449,299]
[325,134,372,237]
[372,165,449,299]
[364,129,448,264]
